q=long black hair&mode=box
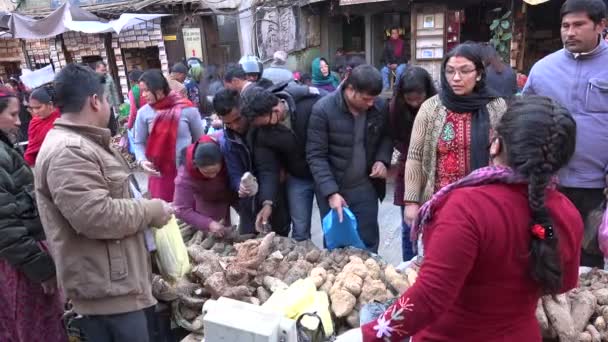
[30,84,56,105]
[480,43,506,74]
[495,95,577,294]
[389,66,437,144]
[139,69,170,101]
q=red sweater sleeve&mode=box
[361,194,480,341]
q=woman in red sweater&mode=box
[24,86,60,167]
[340,96,583,342]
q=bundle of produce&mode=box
[537,269,608,342]
[151,223,419,335]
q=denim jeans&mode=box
[287,175,316,241]
[400,206,415,262]
[381,64,407,90]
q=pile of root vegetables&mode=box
[152,222,419,335]
[538,269,608,342]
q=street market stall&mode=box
[152,221,419,341]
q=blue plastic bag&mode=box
[322,208,367,250]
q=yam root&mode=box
[579,332,593,342]
[593,289,608,306]
[535,299,555,339]
[586,324,601,342]
[543,294,577,342]
[305,249,321,263]
[571,290,597,333]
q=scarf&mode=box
[185,134,224,180]
[411,166,528,240]
[24,109,61,166]
[132,85,141,109]
[439,66,497,171]
[145,91,194,176]
[389,38,404,60]
[311,58,339,87]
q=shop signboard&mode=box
[182,27,204,59]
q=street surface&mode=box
[135,173,404,266]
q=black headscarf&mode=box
[439,51,498,171]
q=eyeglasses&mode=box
[445,68,477,79]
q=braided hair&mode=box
[495,95,576,293]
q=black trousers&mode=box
[317,182,380,253]
[78,307,156,342]
[559,186,605,268]
[237,184,290,237]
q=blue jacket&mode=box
[220,129,256,233]
[523,40,608,189]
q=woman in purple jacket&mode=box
[173,133,236,235]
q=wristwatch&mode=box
[262,200,274,207]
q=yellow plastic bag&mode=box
[153,216,191,281]
[262,278,334,335]
[301,291,334,336]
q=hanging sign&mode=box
[182,27,203,59]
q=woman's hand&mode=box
[404,203,420,227]
[140,160,160,177]
[208,221,229,237]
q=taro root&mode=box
[331,289,357,318]
[257,286,271,303]
[364,258,381,280]
[309,267,328,288]
[346,309,360,328]
[305,249,321,264]
[359,278,391,307]
[342,273,363,297]
[284,259,313,285]
[384,265,409,294]
[593,288,608,306]
[263,276,288,293]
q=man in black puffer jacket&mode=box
[306,65,392,252]
[241,82,325,241]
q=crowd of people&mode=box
[0,0,606,341]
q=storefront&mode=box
[323,0,413,70]
[409,0,512,80]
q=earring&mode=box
[476,77,481,81]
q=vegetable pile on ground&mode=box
[538,269,608,342]
[152,222,419,335]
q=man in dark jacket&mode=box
[241,82,324,241]
[306,65,392,252]
[381,27,408,91]
[213,88,256,234]
[213,88,290,236]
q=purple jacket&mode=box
[523,40,608,189]
[173,165,236,231]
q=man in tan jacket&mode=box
[35,64,173,342]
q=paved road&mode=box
[135,173,404,266]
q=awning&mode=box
[65,13,170,34]
[339,0,390,4]
[523,0,551,5]
[7,3,169,39]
